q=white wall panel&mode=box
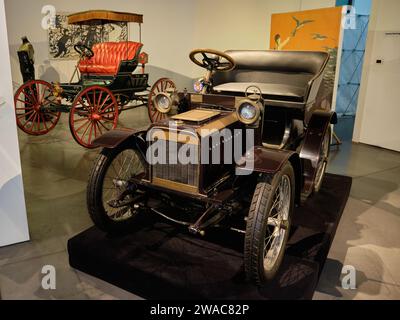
[5,0,197,88]
[5,0,337,83]
[0,0,30,247]
[354,0,400,152]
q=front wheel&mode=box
[244,163,295,286]
[87,143,147,232]
[69,86,119,149]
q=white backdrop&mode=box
[0,0,30,247]
[356,30,400,152]
[5,0,336,88]
[354,0,400,152]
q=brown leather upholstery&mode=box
[213,50,329,104]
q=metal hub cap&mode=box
[102,149,145,222]
[92,113,102,121]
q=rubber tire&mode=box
[87,142,142,233]
[314,126,332,193]
[244,162,295,286]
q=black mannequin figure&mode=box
[18,36,36,120]
[18,36,35,83]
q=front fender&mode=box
[236,147,302,204]
[236,147,296,175]
[92,127,149,149]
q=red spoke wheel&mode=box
[147,78,176,123]
[14,80,61,136]
[69,86,119,149]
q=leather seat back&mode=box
[79,41,143,75]
[214,50,329,90]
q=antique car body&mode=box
[87,49,336,285]
[13,10,171,148]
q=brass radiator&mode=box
[150,131,200,194]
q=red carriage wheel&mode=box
[147,78,177,123]
[69,86,119,149]
[14,80,61,136]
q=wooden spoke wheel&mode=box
[69,86,118,149]
[14,80,61,136]
[147,78,176,123]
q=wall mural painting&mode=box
[270,7,343,110]
[48,13,128,59]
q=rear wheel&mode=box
[87,143,147,232]
[244,163,295,286]
[69,86,118,149]
[14,80,61,135]
[147,78,176,123]
[314,126,331,193]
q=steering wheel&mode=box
[74,44,94,59]
[189,49,235,72]
[245,85,263,102]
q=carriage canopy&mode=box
[68,10,143,25]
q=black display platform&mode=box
[68,174,352,300]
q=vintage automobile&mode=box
[13,10,172,148]
[86,48,336,285]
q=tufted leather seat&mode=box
[79,41,143,75]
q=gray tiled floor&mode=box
[0,106,399,300]
[314,142,400,300]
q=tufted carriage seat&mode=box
[78,41,143,75]
[213,50,329,106]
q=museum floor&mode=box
[0,107,399,300]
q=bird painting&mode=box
[312,33,337,43]
[273,16,315,50]
[312,33,328,40]
[291,16,314,36]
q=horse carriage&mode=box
[13,10,169,148]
